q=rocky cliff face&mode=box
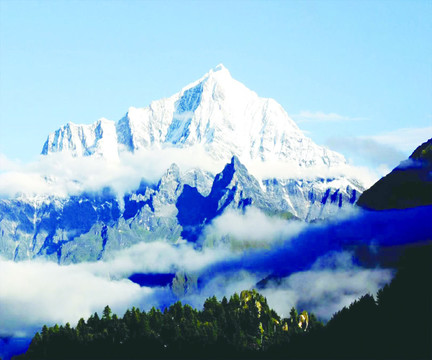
[0,156,361,263]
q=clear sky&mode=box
[0,0,431,167]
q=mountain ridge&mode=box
[41,65,346,168]
[357,138,432,210]
[0,156,360,263]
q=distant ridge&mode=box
[357,138,432,210]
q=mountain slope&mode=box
[357,138,432,210]
[41,64,346,167]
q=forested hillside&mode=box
[16,244,432,359]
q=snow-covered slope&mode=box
[42,64,345,167]
[42,118,119,159]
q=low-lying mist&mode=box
[1,204,430,353]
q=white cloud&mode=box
[261,252,393,320]
[0,258,150,337]
[0,240,235,337]
[84,241,234,278]
[0,147,225,199]
[176,251,393,322]
[0,154,22,172]
[324,127,431,176]
[327,136,406,170]
[0,143,376,199]
[201,207,305,247]
[242,157,379,188]
[292,111,365,123]
[366,126,432,153]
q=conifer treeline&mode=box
[18,289,323,359]
[17,244,432,359]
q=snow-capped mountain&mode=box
[0,65,364,263]
[42,64,345,167]
[42,118,119,159]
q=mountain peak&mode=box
[208,63,232,81]
[212,63,228,72]
[213,155,255,192]
[41,65,347,169]
[230,155,243,169]
[184,63,233,91]
[208,63,230,76]
[214,63,226,71]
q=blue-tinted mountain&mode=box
[0,156,361,263]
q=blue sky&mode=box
[0,0,431,166]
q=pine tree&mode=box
[103,305,112,321]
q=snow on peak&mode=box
[178,62,235,97]
[204,63,230,77]
[42,65,346,168]
[213,63,227,71]
[42,118,119,159]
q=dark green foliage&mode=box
[18,289,319,359]
[373,243,432,359]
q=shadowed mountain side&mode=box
[176,156,293,242]
[357,138,432,210]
